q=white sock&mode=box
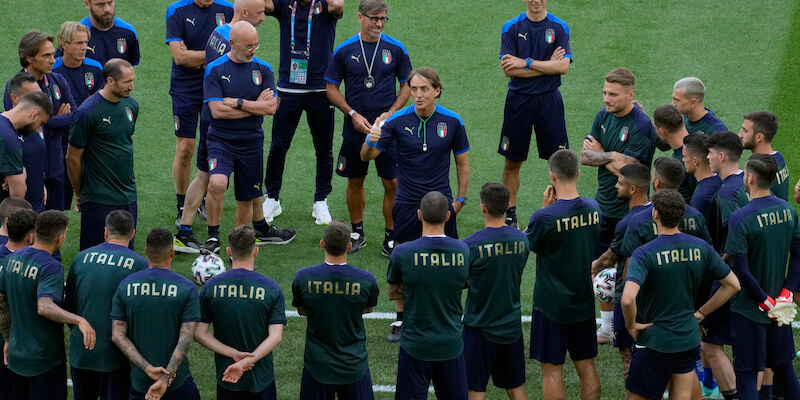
[600,311,613,333]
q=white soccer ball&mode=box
[593,267,616,303]
[191,253,226,285]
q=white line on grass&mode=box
[372,385,433,393]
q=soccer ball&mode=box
[191,254,226,285]
[593,268,616,303]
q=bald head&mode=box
[231,20,258,41]
[229,21,259,63]
[232,0,266,27]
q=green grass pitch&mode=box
[1,0,800,398]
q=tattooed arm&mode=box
[0,294,10,342]
[111,320,170,381]
[147,322,196,400]
[37,297,95,350]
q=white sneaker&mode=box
[312,199,332,225]
[262,196,282,222]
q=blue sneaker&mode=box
[701,383,720,399]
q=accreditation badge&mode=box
[289,52,309,85]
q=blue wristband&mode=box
[525,57,533,70]
[365,135,378,148]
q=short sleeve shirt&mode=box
[684,109,727,135]
[610,203,651,303]
[53,57,104,107]
[771,151,790,201]
[500,12,571,95]
[708,171,749,253]
[79,16,140,65]
[691,174,722,221]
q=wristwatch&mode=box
[236,98,243,109]
[456,197,467,206]
[525,57,533,70]
[347,109,356,118]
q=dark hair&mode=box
[105,209,134,238]
[6,209,37,243]
[228,225,256,260]
[653,104,684,133]
[7,72,37,97]
[420,191,449,224]
[18,91,54,116]
[0,197,32,228]
[103,58,133,83]
[146,227,173,259]
[605,67,635,89]
[746,153,778,189]
[18,30,54,68]
[652,189,685,229]
[322,220,350,257]
[480,182,510,218]
[619,163,651,190]
[35,210,69,244]
[683,134,710,160]
[408,67,442,98]
[359,0,387,15]
[548,149,579,181]
[653,157,686,190]
[742,111,778,142]
[707,131,743,163]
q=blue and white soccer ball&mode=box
[191,253,226,285]
[593,268,616,303]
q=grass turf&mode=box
[0,0,800,398]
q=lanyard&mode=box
[25,68,53,104]
[358,32,381,78]
[290,0,316,55]
[415,111,433,152]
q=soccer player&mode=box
[387,191,469,399]
[66,59,138,251]
[738,111,789,201]
[622,189,740,400]
[362,67,469,342]
[195,226,286,399]
[111,227,201,400]
[4,30,76,212]
[0,91,53,200]
[292,220,379,399]
[64,210,147,400]
[683,134,721,220]
[0,210,95,400]
[325,0,412,255]
[653,104,695,203]
[0,197,33,245]
[725,154,800,399]
[166,0,233,225]
[672,77,728,135]
[79,0,140,65]
[174,0,267,252]
[202,21,296,254]
[262,0,345,226]
[54,21,105,210]
[590,163,650,377]
[526,149,602,400]
[6,72,47,212]
[702,130,748,400]
[54,22,104,108]
[462,183,529,400]
[498,0,571,228]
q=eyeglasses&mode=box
[243,43,260,52]
[362,14,389,23]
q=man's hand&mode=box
[222,361,249,383]
[452,201,463,215]
[144,365,170,382]
[627,322,653,342]
[500,54,524,72]
[375,113,392,125]
[75,196,81,212]
[145,378,169,400]
[367,123,381,144]
[352,112,372,135]
[542,185,557,207]
[768,302,797,326]
[230,350,254,363]
[3,342,7,365]
[582,135,604,153]
[57,103,71,115]
[550,46,565,61]
[78,318,96,350]
[257,89,274,101]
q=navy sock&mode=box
[352,222,364,234]
[760,384,773,400]
[178,225,192,236]
[385,229,393,240]
[208,225,220,239]
[177,194,186,209]
[397,311,404,321]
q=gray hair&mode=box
[674,77,705,102]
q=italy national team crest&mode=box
[53,84,61,100]
[313,2,322,14]
[209,158,218,171]
[545,28,555,44]
[215,13,226,26]
[501,136,510,151]
[619,126,629,142]
[382,49,392,65]
[436,122,447,138]
[84,72,95,90]
[252,70,262,85]
[174,116,180,132]
[125,106,134,122]
[38,127,44,140]
[117,38,127,54]
[337,156,346,171]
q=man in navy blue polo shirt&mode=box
[499,0,571,229]
[203,21,296,254]
[263,0,344,226]
[0,92,52,202]
[166,0,233,225]
[362,67,469,342]
[79,0,140,65]
[325,0,411,256]
[5,73,47,213]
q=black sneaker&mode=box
[348,232,366,254]
[173,232,201,253]
[198,198,207,220]
[256,224,296,245]
[505,213,518,229]
[386,321,402,343]
[381,238,395,257]
[175,207,184,228]
[200,237,221,254]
